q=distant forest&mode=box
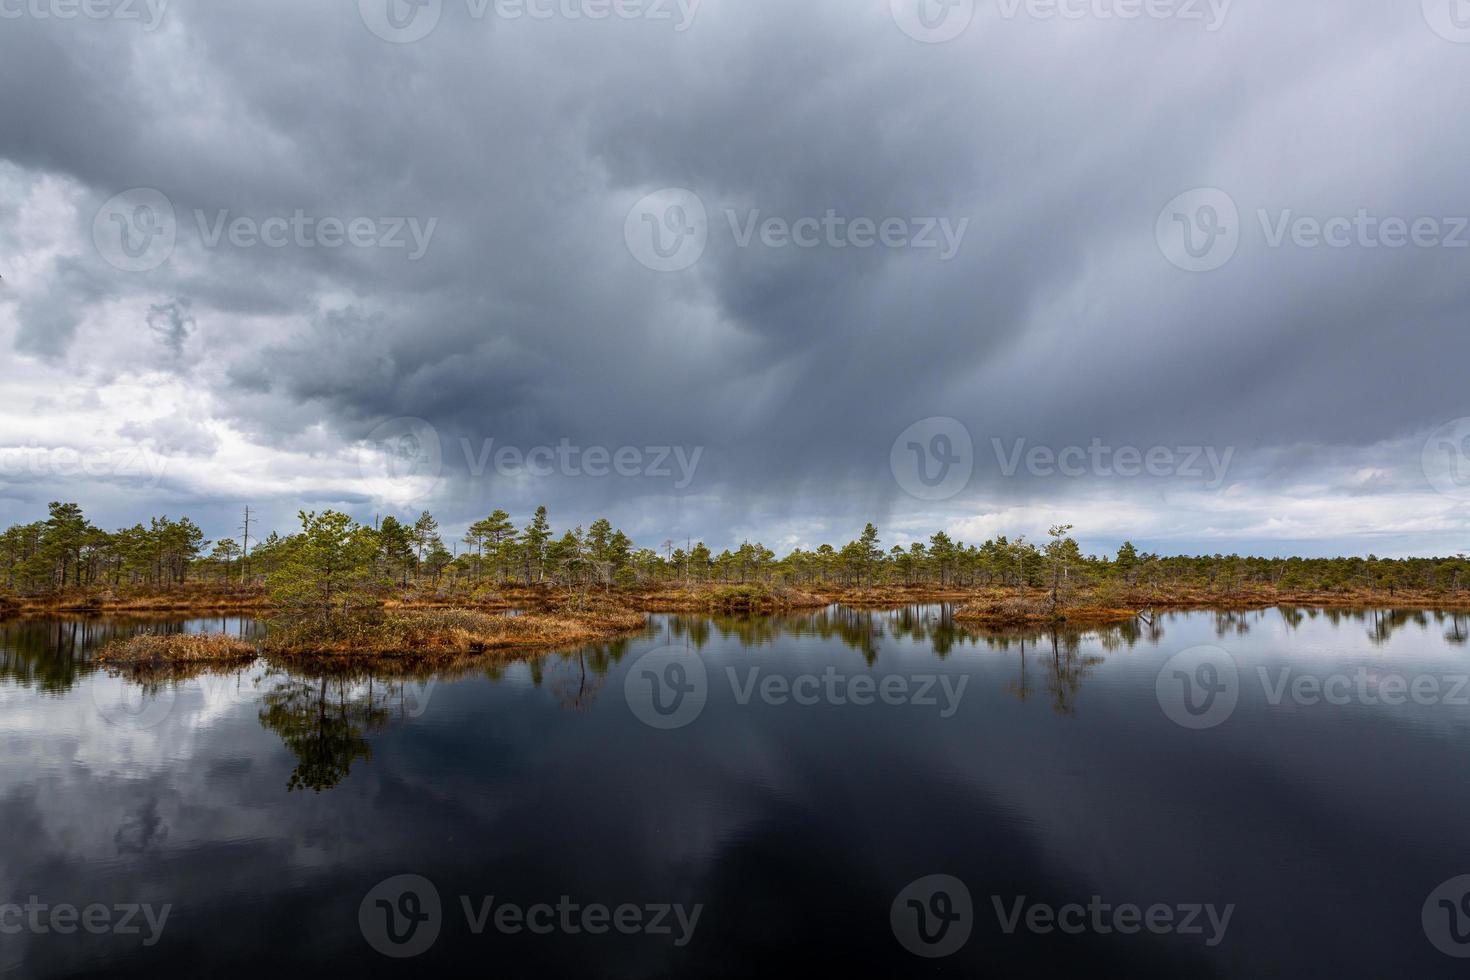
[2,502,1467,597]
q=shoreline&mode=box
[15,582,1470,619]
[95,602,649,671]
[69,583,1470,667]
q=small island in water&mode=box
[3,502,1466,668]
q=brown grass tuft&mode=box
[261,603,647,660]
[97,632,259,666]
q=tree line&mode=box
[1,502,1467,599]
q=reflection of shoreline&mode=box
[5,606,1466,697]
[11,605,1469,794]
[662,604,1163,659]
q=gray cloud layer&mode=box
[0,0,1468,556]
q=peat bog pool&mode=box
[3,606,1470,978]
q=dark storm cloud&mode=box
[0,0,1468,552]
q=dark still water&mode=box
[4,607,1470,978]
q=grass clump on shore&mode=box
[625,583,828,613]
[708,584,826,613]
[262,602,646,660]
[97,632,259,666]
[953,591,1142,627]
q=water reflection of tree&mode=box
[0,619,170,692]
[549,648,607,711]
[654,603,1159,664]
[1043,633,1105,716]
[1278,606,1306,630]
[1006,637,1033,704]
[1213,611,1255,638]
[1365,608,1427,645]
[541,637,634,710]
[1443,613,1469,645]
[257,674,391,792]
[0,616,261,694]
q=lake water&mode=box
[3,606,1470,977]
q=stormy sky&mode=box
[0,0,1468,558]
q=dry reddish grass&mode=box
[97,632,259,665]
[812,585,977,607]
[6,585,272,615]
[9,579,1466,620]
[262,602,647,660]
[1117,585,1470,611]
[623,583,829,613]
[952,595,1141,627]
[951,583,1470,626]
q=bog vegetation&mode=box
[2,502,1467,611]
